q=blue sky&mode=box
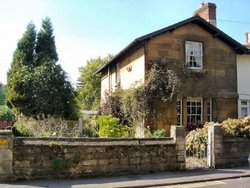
[1,0,250,85]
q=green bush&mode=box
[144,128,167,138]
[0,105,15,122]
[221,116,250,138]
[12,123,34,137]
[186,122,210,154]
[152,129,167,138]
[186,116,250,154]
[96,115,133,138]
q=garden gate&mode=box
[185,130,210,169]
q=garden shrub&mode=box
[0,105,15,122]
[186,116,250,154]
[12,123,34,137]
[221,116,250,138]
[95,115,133,138]
[186,122,210,154]
[144,128,167,138]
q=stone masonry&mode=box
[209,124,250,168]
[8,126,186,181]
[0,135,14,180]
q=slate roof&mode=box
[96,16,249,74]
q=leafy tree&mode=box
[0,84,6,105]
[0,105,15,122]
[7,18,78,119]
[77,55,112,110]
[0,85,15,122]
[7,23,36,115]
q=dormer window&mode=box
[185,41,203,69]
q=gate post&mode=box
[78,118,83,136]
[0,132,14,180]
[171,125,186,170]
[207,123,223,168]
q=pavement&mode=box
[1,166,250,188]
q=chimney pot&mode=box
[246,32,250,45]
[193,2,217,26]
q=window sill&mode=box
[190,69,207,77]
[191,69,207,73]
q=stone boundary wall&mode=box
[10,126,186,180]
[221,136,250,167]
[209,125,250,168]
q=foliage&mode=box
[95,115,133,138]
[77,55,112,110]
[144,128,167,138]
[51,154,80,171]
[35,17,58,65]
[99,89,128,124]
[221,116,250,138]
[186,116,250,155]
[186,121,205,132]
[7,23,36,116]
[0,84,6,105]
[186,122,210,154]
[100,60,190,131]
[12,123,34,137]
[82,118,99,137]
[152,129,167,138]
[7,18,78,119]
[0,105,15,122]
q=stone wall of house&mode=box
[10,126,185,180]
[145,23,238,127]
[208,124,250,168]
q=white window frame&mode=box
[239,100,250,118]
[177,98,182,125]
[185,41,203,69]
[187,97,203,124]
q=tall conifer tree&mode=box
[7,23,36,115]
[7,18,78,119]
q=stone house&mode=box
[97,3,250,132]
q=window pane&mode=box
[185,41,203,69]
[241,101,247,105]
[241,108,248,118]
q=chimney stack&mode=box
[193,2,217,26]
[246,32,250,46]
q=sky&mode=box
[0,0,250,85]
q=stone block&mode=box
[141,157,150,164]
[120,158,129,166]
[98,159,109,165]
[177,155,185,162]
[0,145,8,149]
[176,144,185,151]
[131,152,141,158]
[14,161,30,168]
[0,149,13,160]
[0,161,12,175]
[136,164,151,172]
[230,147,237,153]
[130,157,140,165]
[81,159,98,166]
